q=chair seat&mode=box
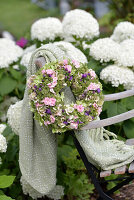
[100,139,134,177]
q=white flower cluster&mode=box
[54,41,87,63]
[111,21,134,43]
[7,100,23,135]
[0,38,23,68]
[31,17,63,42]
[100,64,134,90]
[116,39,134,67]
[0,124,7,153]
[62,9,99,41]
[90,38,121,63]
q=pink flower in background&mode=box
[49,98,56,106]
[87,83,99,90]
[50,115,55,123]
[63,59,68,65]
[70,122,78,129]
[16,37,28,48]
[72,60,80,68]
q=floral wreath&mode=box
[28,59,104,133]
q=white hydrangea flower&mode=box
[21,52,33,68]
[0,124,7,134]
[100,64,134,90]
[7,100,23,135]
[31,17,63,42]
[116,39,134,67]
[90,38,121,63]
[0,124,7,153]
[54,41,87,63]
[111,21,134,43]
[0,38,23,68]
[62,9,99,41]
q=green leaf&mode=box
[0,175,15,188]
[0,77,17,96]
[0,194,14,200]
[10,68,21,80]
[123,120,134,139]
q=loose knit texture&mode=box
[7,44,134,199]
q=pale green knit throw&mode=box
[8,44,134,199]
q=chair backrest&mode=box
[35,57,134,130]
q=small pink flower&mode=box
[49,98,56,106]
[70,122,78,129]
[97,107,102,115]
[63,59,68,65]
[93,103,98,109]
[53,77,58,82]
[46,69,54,75]
[42,97,50,105]
[90,70,96,79]
[87,83,99,90]
[44,121,51,126]
[76,105,84,112]
[16,37,28,48]
[36,103,43,107]
[72,60,80,68]
[50,115,55,123]
[74,104,78,109]
[42,69,46,74]
[65,65,72,72]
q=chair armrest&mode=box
[104,89,134,101]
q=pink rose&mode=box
[70,122,78,129]
[49,98,56,106]
[50,115,55,123]
[46,69,54,75]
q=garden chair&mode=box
[35,57,134,200]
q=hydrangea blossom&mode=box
[31,17,63,42]
[111,21,134,43]
[0,124,7,153]
[116,39,134,67]
[54,41,87,63]
[100,64,134,90]
[62,9,99,41]
[0,38,23,68]
[90,38,121,63]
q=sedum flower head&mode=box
[0,38,23,68]
[54,41,87,63]
[31,17,63,42]
[100,64,134,90]
[111,21,134,43]
[90,38,120,63]
[62,9,99,41]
